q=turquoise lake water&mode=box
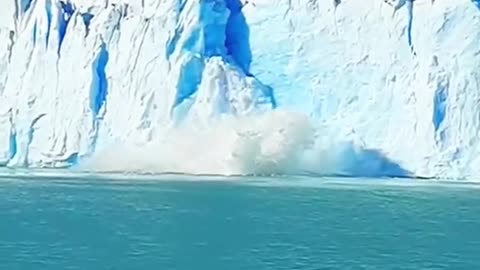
[1,174,480,269]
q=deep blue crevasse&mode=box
[179,0,187,13]
[32,21,37,45]
[166,27,182,58]
[21,0,33,12]
[174,57,204,107]
[224,0,277,107]
[63,152,79,165]
[172,1,219,108]
[6,110,18,164]
[166,1,187,58]
[473,0,480,10]
[173,0,276,110]
[91,42,109,116]
[86,42,109,163]
[8,131,17,161]
[224,0,252,74]
[45,0,53,47]
[406,0,414,51]
[172,27,202,107]
[432,83,448,133]
[58,1,75,55]
[81,13,95,37]
[172,0,234,106]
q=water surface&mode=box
[1,175,479,269]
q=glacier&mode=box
[0,0,479,179]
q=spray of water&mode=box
[81,110,318,175]
[80,109,409,177]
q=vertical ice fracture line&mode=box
[333,0,341,35]
[406,0,415,54]
[386,0,406,17]
[284,0,292,19]
[8,31,15,62]
[385,0,415,53]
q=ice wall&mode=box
[0,0,275,169]
[244,0,480,178]
[0,0,479,178]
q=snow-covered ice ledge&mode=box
[0,0,479,178]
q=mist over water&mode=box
[81,110,318,175]
[80,109,410,178]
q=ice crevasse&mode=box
[0,0,479,179]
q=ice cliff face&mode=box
[262,0,479,178]
[0,0,275,168]
[0,0,479,178]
